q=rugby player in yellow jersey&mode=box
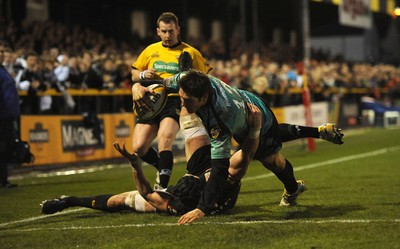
[131,12,211,189]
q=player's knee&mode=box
[261,153,286,171]
[124,190,147,212]
[132,145,148,157]
[107,195,124,208]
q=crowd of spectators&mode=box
[1,19,399,114]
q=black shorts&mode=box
[186,144,211,176]
[135,97,181,125]
[254,105,282,160]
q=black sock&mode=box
[66,194,114,211]
[140,147,159,170]
[279,123,319,142]
[271,159,298,193]
[158,150,173,188]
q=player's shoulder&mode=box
[142,41,164,51]
[181,42,201,53]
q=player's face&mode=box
[179,88,208,113]
[157,21,180,47]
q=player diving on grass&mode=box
[40,103,343,216]
[40,103,262,215]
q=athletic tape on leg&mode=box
[180,113,207,141]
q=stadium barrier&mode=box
[19,101,329,167]
[17,86,394,98]
[17,87,398,166]
[20,113,135,166]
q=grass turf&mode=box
[1,127,399,248]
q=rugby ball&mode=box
[133,84,168,122]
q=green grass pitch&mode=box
[1,127,399,249]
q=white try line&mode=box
[243,145,400,181]
[1,145,399,229]
[8,219,400,232]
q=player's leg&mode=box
[180,107,210,160]
[40,191,157,215]
[228,150,251,181]
[279,123,344,144]
[256,112,306,206]
[109,191,156,212]
[156,117,180,188]
[132,122,159,169]
[152,96,182,189]
[258,152,306,206]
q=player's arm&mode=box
[228,103,262,180]
[131,68,158,82]
[131,46,158,82]
[178,157,230,224]
[178,104,262,224]
[113,142,170,211]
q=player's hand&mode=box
[246,103,262,130]
[178,208,205,225]
[113,142,140,168]
[142,68,157,79]
[131,83,156,112]
[131,83,155,101]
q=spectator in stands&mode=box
[1,18,398,113]
[250,76,270,104]
[2,47,16,77]
[102,57,117,90]
[67,55,84,89]
[54,54,70,85]
[15,51,47,114]
[0,41,20,188]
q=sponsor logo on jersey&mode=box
[153,61,179,74]
[210,125,221,139]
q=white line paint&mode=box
[1,145,399,229]
[8,219,400,232]
[243,146,400,181]
[0,208,86,228]
[9,164,128,180]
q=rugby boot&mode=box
[41,195,70,214]
[318,123,344,145]
[279,180,307,207]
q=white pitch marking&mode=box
[0,208,86,228]
[8,219,400,232]
[243,146,400,181]
[9,164,127,181]
[1,146,399,229]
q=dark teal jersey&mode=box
[166,72,274,159]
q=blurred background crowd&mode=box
[1,18,399,114]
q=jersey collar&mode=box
[162,41,182,49]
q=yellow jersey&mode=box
[132,41,211,80]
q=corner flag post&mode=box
[302,0,315,151]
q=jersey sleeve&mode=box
[210,131,232,160]
[191,48,212,73]
[132,46,151,71]
[164,72,184,93]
